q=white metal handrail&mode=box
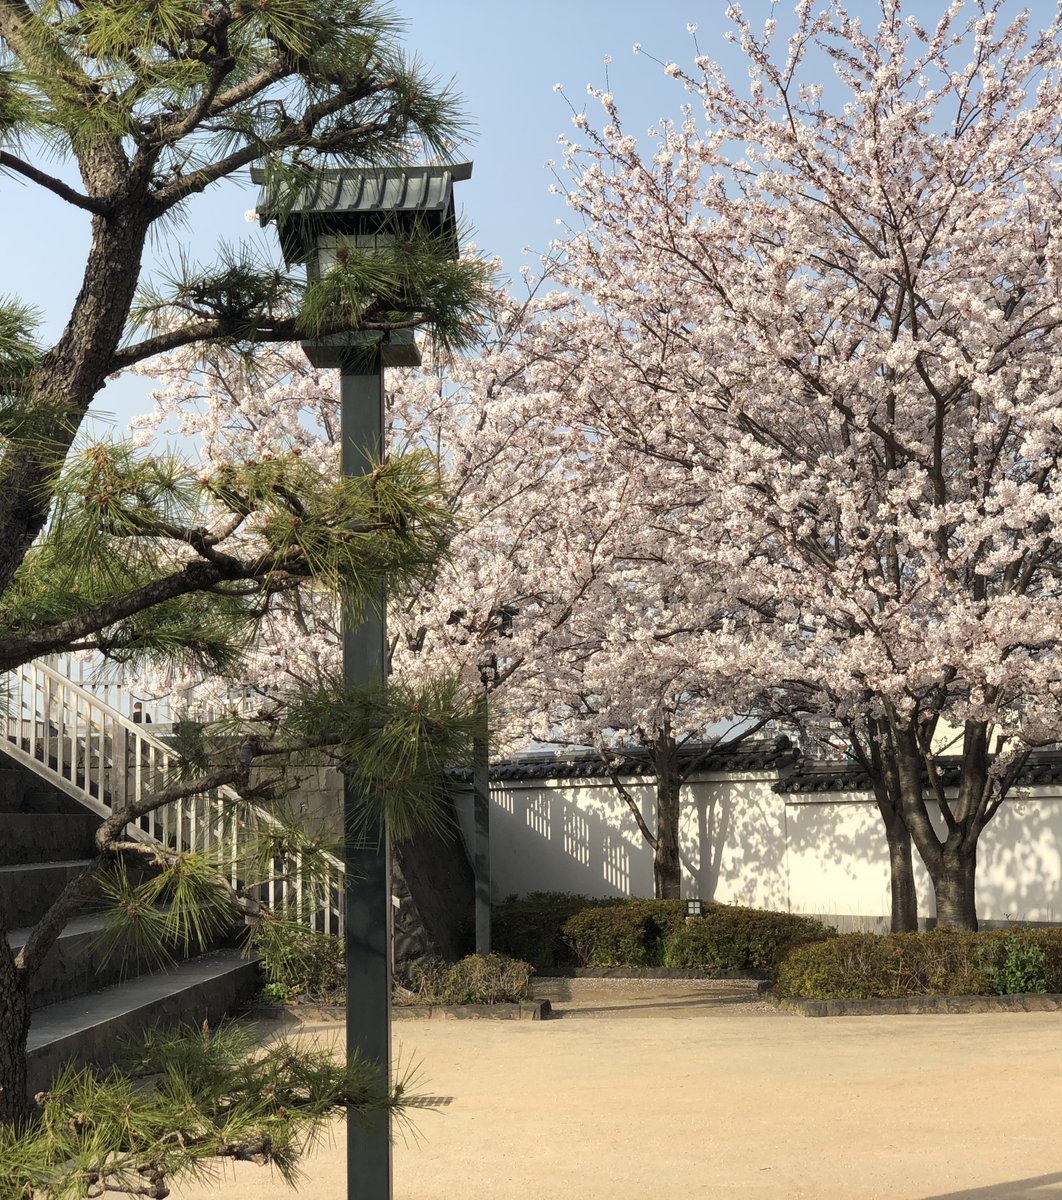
[1,659,344,934]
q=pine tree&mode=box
[0,0,489,1188]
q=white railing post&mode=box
[2,658,345,932]
[113,720,128,815]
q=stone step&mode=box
[0,812,99,865]
[9,912,212,1010]
[25,788,96,816]
[0,860,95,930]
[0,775,83,816]
[26,948,259,1097]
[0,768,29,811]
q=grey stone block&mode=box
[0,813,99,865]
[0,860,95,929]
[9,914,169,1009]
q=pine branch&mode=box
[109,313,425,371]
[16,761,253,977]
[157,61,294,141]
[0,558,235,669]
[150,83,388,211]
[0,152,109,214]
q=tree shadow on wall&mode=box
[685,778,899,919]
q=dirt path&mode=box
[177,988,1062,1200]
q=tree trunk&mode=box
[0,972,30,1128]
[886,823,918,933]
[0,200,151,595]
[931,844,978,931]
[858,718,919,933]
[653,735,681,901]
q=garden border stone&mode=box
[770,992,1062,1017]
[394,1000,551,1021]
[249,1000,552,1023]
[534,967,771,982]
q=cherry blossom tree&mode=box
[126,285,595,724]
[514,488,771,899]
[530,0,1062,930]
[129,293,779,902]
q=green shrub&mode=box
[562,900,685,967]
[774,928,1062,1000]
[979,933,1050,996]
[492,893,609,969]
[663,907,835,970]
[400,954,534,1005]
[258,981,294,1006]
[255,922,345,1004]
[493,893,832,971]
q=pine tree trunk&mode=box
[653,740,681,901]
[931,844,978,931]
[886,824,918,933]
[0,201,151,597]
[0,972,31,1128]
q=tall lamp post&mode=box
[254,161,473,1200]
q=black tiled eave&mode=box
[446,747,1062,794]
[445,741,798,785]
[776,752,1062,795]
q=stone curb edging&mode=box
[769,992,1062,1017]
[534,967,771,981]
[394,1000,551,1021]
[248,1000,552,1023]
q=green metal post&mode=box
[341,357,392,1200]
[473,699,491,955]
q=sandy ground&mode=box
[177,980,1062,1200]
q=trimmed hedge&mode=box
[563,900,687,967]
[491,893,611,969]
[774,929,1062,1000]
[664,907,836,970]
[492,894,834,971]
[257,922,534,1007]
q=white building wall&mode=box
[453,773,1062,925]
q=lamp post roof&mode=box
[251,161,473,263]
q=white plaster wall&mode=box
[783,793,933,922]
[455,777,657,900]
[973,789,1062,922]
[452,774,1062,924]
[681,776,789,910]
[454,772,788,904]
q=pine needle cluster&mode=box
[0,1022,400,1199]
[0,439,456,674]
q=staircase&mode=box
[0,659,342,1098]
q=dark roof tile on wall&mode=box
[446,740,798,785]
[447,745,1062,794]
[775,751,1062,795]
